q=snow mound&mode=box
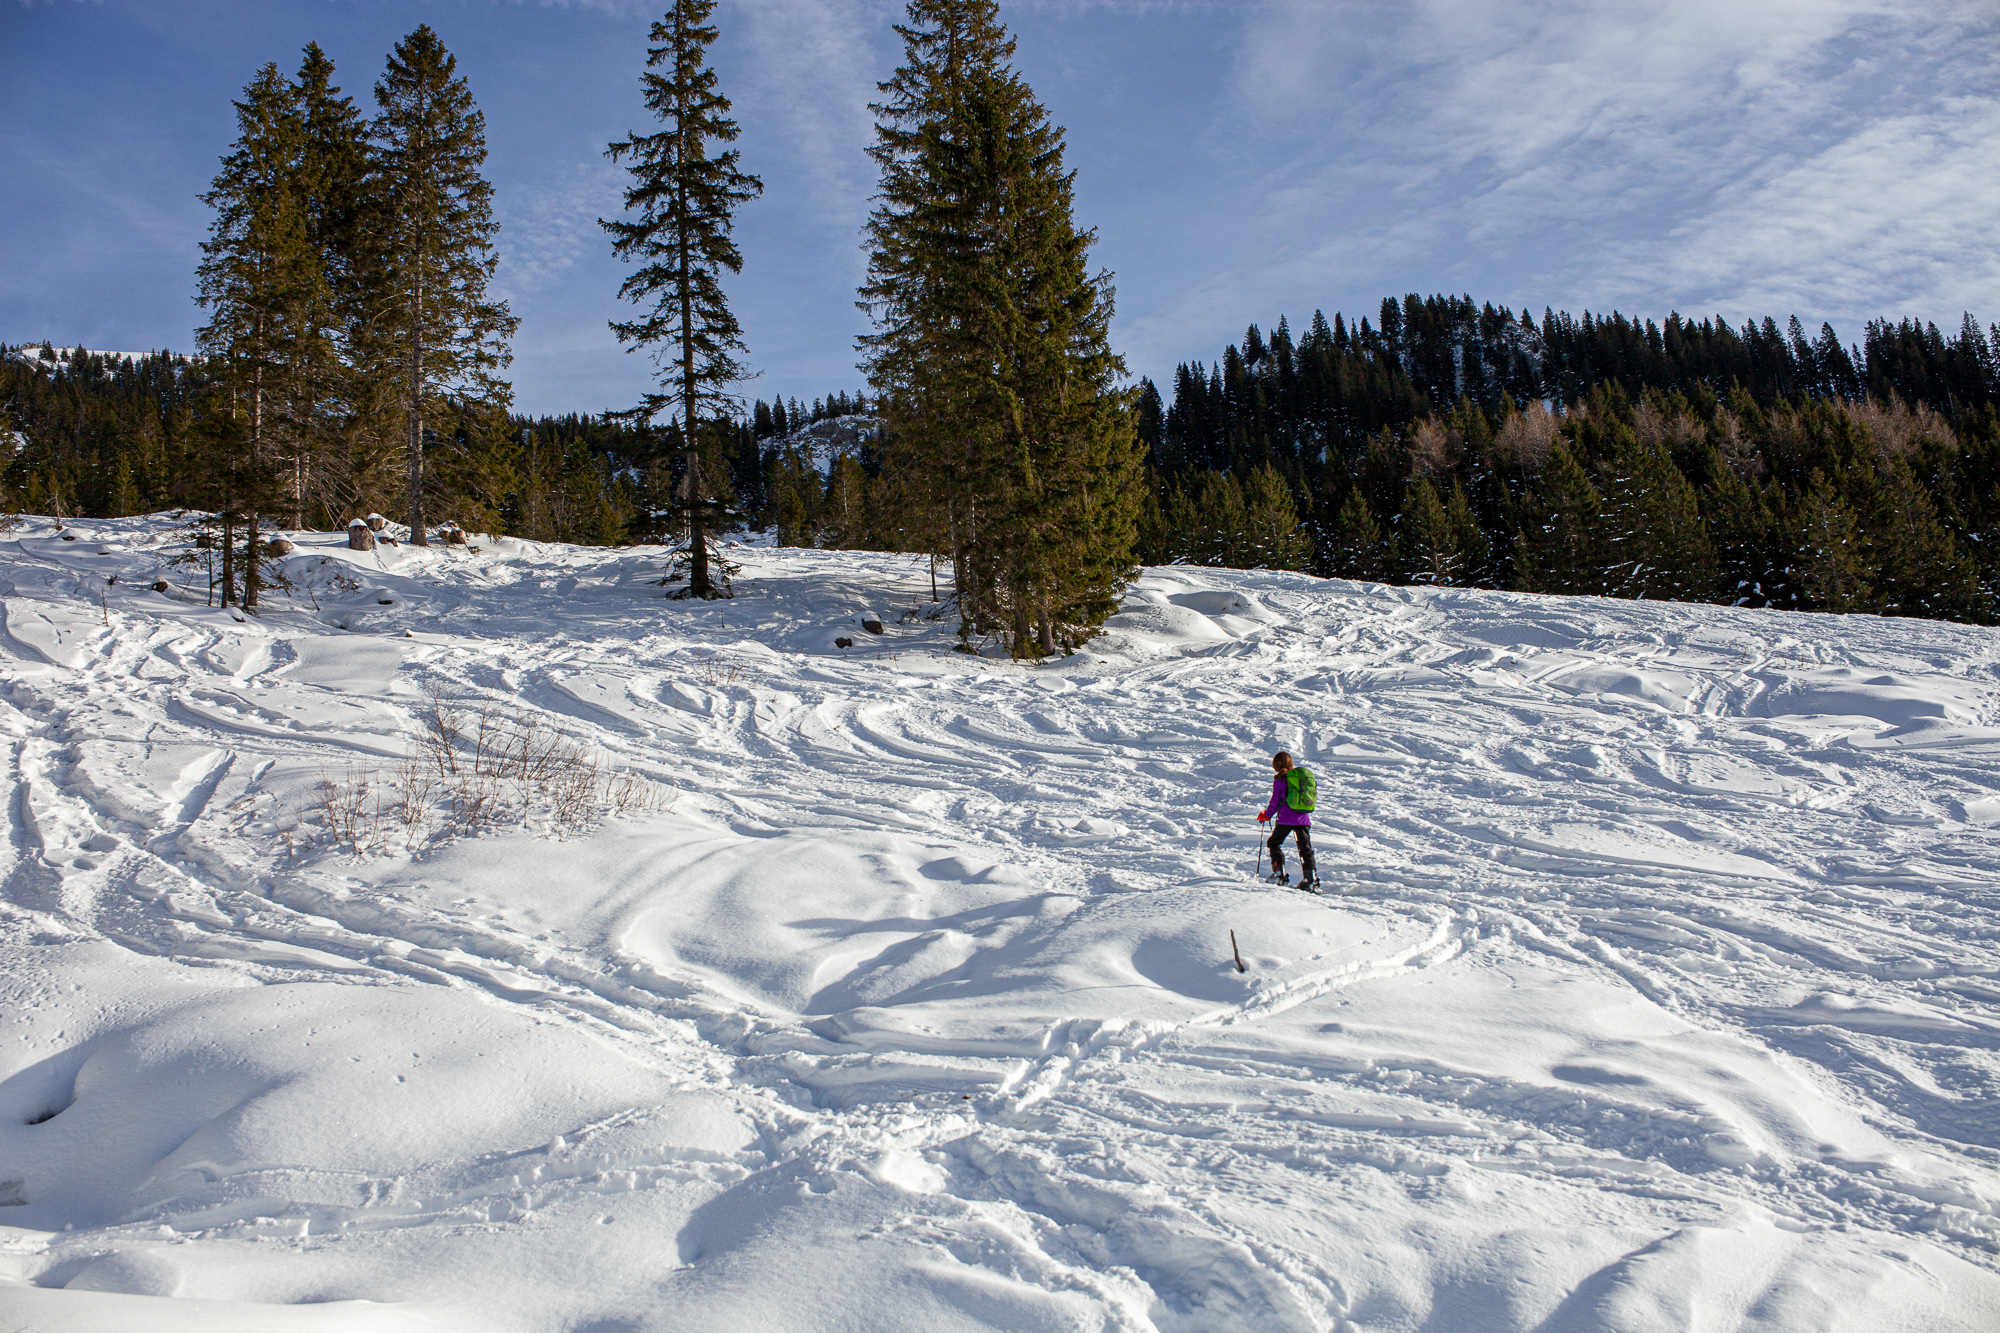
[1,513,1998,1332]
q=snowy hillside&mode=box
[3,344,194,368]
[1,514,1998,1332]
[769,412,880,474]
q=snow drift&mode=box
[0,514,1996,1332]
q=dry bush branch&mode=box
[288,691,674,857]
[309,767,380,854]
[606,768,668,817]
[695,656,758,688]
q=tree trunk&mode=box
[679,158,709,598]
[248,318,262,612]
[408,274,429,546]
[948,508,961,606]
[1038,603,1054,656]
[244,511,260,610]
[220,512,237,608]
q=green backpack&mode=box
[1285,766,1317,812]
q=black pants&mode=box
[1267,824,1314,878]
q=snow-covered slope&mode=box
[1,514,1997,1332]
[768,412,880,474]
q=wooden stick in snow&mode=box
[1230,929,1246,974]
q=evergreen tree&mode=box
[1517,440,1607,594]
[768,446,820,547]
[1185,471,1247,566]
[1242,463,1311,569]
[290,43,371,528]
[1702,451,1774,603]
[1446,483,1491,584]
[1863,453,1985,619]
[1134,473,1178,564]
[1796,470,1870,612]
[1599,436,1716,601]
[604,0,762,598]
[1330,486,1392,581]
[1402,477,1460,584]
[823,452,872,549]
[107,456,140,519]
[861,0,1140,656]
[195,61,330,608]
[360,26,515,547]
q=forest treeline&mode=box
[1125,297,2000,621]
[10,295,2000,624]
[5,1,1998,635]
[0,341,866,549]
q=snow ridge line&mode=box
[993,909,1474,1117]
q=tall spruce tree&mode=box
[291,44,371,528]
[1446,483,1491,584]
[603,0,762,599]
[1331,486,1392,581]
[861,0,1140,656]
[196,61,329,608]
[361,26,515,547]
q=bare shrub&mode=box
[1490,400,1560,472]
[545,749,603,837]
[416,684,464,776]
[288,681,679,858]
[1405,418,1457,479]
[393,757,441,844]
[308,767,383,854]
[288,687,676,857]
[1845,397,1955,459]
[1632,401,1706,457]
[695,656,757,688]
[606,768,666,817]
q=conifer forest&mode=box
[5,0,1999,641]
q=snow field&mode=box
[0,513,1997,1331]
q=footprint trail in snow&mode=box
[0,515,1997,1332]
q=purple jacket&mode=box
[1264,774,1310,826]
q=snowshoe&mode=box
[1297,876,1323,895]
[1265,870,1290,885]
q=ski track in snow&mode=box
[0,515,1997,1331]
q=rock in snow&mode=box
[0,511,1997,1333]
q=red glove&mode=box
[1257,811,1269,823]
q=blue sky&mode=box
[4,0,1996,417]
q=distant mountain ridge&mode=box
[5,343,197,368]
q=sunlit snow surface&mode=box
[1,515,1998,1332]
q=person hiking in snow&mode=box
[1258,751,1318,890]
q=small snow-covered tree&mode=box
[1402,477,1460,585]
[1796,470,1869,613]
[1599,436,1716,602]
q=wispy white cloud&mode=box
[733,0,896,245]
[494,158,627,304]
[1114,0,2000,371]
